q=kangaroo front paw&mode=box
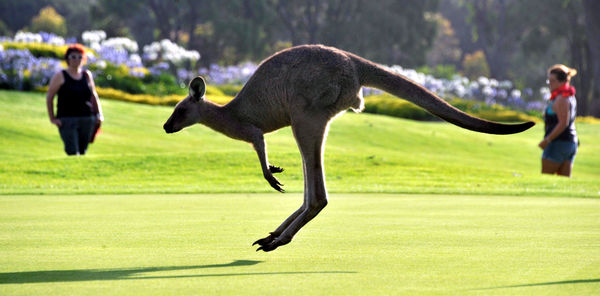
[269,165,284,174]
[265,174,284,193]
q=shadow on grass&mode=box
[0,260,356,284]
[474,278,600,290]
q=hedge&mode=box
[35,86,600,124]
[364,93,541,123]
[36,84,233,106]
[1,42,70,59]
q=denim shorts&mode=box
[58,116,96,155]
[542,140,578,163]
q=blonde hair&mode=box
[548,64,577,82]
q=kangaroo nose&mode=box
[163,123,171,133]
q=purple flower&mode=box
[0,48,61,89]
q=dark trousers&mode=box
[58,116,96,155]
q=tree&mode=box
[147,0,181,41]
[563,0,591,116]
[0,19,10,36]
[462,50,490,79]
[272,0,440,67]
[441,0,599,116]
[582,0,600,116]
[0,0,47,34]
[273,0,360,45]
[186,0,280,65]
[425,13,462,67]
[467,0,547,80]
[29,6,67,36]
[0,0,94,38]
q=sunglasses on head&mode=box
[68,54,83,60]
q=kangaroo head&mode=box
[163,76,206,133]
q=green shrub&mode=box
[37,84,234,107]
[576,116,600,124]
[91,67,228,98]
[141,73,187,96]
[364,95,435,121]
[96,87,182,105]
[415,64,458,80]
[364,93,541,123]
[205,85,225,96]
[89,63,146,94]
[95,86,233,106]
[474,110,539,122]
[214,84,243,96]
[447,97,540,122]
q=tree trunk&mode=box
[472,0,511,80]
[567,0,591,116]
[583,0,600,117]
[149,0,172,40]
[276,2,300,45]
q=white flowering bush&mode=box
[14,31,43,43]
[13,31,68,46]
[362,64,542,112]
[81,30,106,51]
[102,37,139,53]
[1,30,194,94]
[198,62,258,85]
[198,61,545,112]
[143,39,200,68]
[0,30,548,114]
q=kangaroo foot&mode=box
[255,236,291,252]
[252,232,277,247]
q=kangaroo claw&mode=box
[256,239,290,252]
[269,165,284,174]
[266,174,284,193]
[253,233,290,252]
[253,233,277,247]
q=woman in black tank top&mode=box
[46,44,104,155]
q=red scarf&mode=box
[550,84,576,101]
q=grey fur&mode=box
[163,45,534,252]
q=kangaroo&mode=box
[163,44,534,252]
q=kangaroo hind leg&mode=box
[255,116,330,252]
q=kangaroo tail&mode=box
[351,55,535,135]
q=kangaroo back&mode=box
[351,55,534,134]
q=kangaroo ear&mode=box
[189,76,206,101]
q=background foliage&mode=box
[2,31,548,122]
[1,0,599,116]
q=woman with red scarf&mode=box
[539,64,578,177]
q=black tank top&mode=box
[56,70,93,118]
[543,96,577,142]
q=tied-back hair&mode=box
[64,43,88,64]
[548,64,577,82]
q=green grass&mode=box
[1,194,599,295]
[1,90,599,294]
[0,90,598,196]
